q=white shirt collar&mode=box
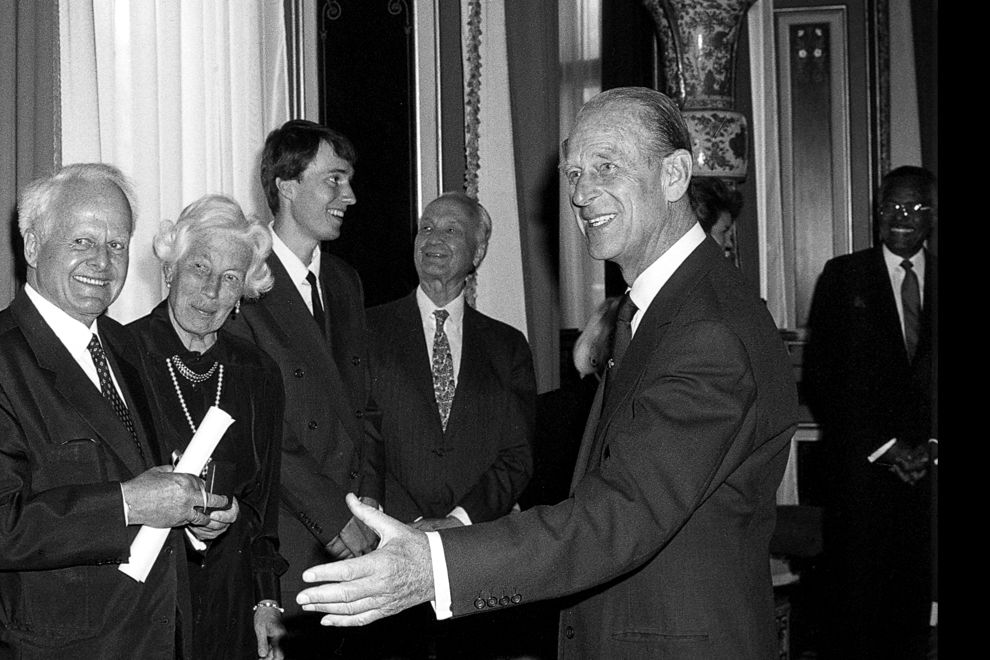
[882,243,926,280]
[416,286,465,328]
[270,226,322,284]
[626,223,707,335]
[24,282,102,351]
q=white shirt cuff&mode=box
[426,531,453,620]
[867,438,898,463]
[120,484,131,525]
[448,506,472,526]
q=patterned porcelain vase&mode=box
[642,0,756,180]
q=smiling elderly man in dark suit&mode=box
[362,192,535,658]
[0,163,232,659]
[295,87,799,660]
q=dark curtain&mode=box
[0,0,59,309]
[505,0,561,393]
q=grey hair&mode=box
[17,163,137,241]
[566,86,693,167]
[154,194,274,299]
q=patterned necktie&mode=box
[611,293,639,371]
[306,271,326,338]
[431,309,455,431]
[87,334,144,462]
[901,259,921,361]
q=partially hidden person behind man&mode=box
[295,86,800,660]
[0,163,233,659]
[127,194,289,660]
[224,119,384,658]
[363,191,536,659]
[690,175,744,263]
[803,165,937,659]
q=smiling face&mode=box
[278,140,356,247]
[561,106,670,278]
[24,179,132,326]
[414,196,485,304]
[878,179,935,259]
[166,230,252,351]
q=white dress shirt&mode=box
[270,227,324,314]
[427,222,708,620]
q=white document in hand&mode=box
[118,406,234,582]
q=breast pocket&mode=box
[43,438,109,487]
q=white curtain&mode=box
[461,0,528,338]
[557,0,603,330]
[58,0,288,323]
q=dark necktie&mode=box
[306,271,326,338]
[431,309,455,431]
[611,293,639,371]
[901,259,921,361]
[87,334,144,462]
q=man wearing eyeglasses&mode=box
[804,165,937,659]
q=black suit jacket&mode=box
[224,246,384,606]
[802,246,936,657]
[804,246,936,468]
[439,240,799,659]
[0,289,190,660]
[366,291,535,524]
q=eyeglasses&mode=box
[879,202,933,219]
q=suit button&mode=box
[511,594,522,604]
[474,598,486,610]
[160,616,170,625]
[308,420,318,430]
[355,409,364,418]
[352,356,361,365]
[349,470,359,480]
[499,596,509,606]
[294,368,305,378]
[487,596,498,607]
[165,546,173,555]
[565,626,575,639]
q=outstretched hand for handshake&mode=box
[298,493,435,626]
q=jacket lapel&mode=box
[571,240,721,481]
[265,255,329,353]
[265,254,362,440]
[445,305,484,436]
[393,294,443,428]
[101,321,158,468]
[12,294,148,476]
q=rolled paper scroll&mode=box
[119,406,234,582]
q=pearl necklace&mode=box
[166,355,224,434]
[172,357,219,383]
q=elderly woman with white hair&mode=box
[127,194,288,660]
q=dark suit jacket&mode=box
[802,247,935,658]
[0,289,190,660]
[366,291,535,524]
[804,246,936,475]
[439,239,798,659]
[224,246,384,606]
